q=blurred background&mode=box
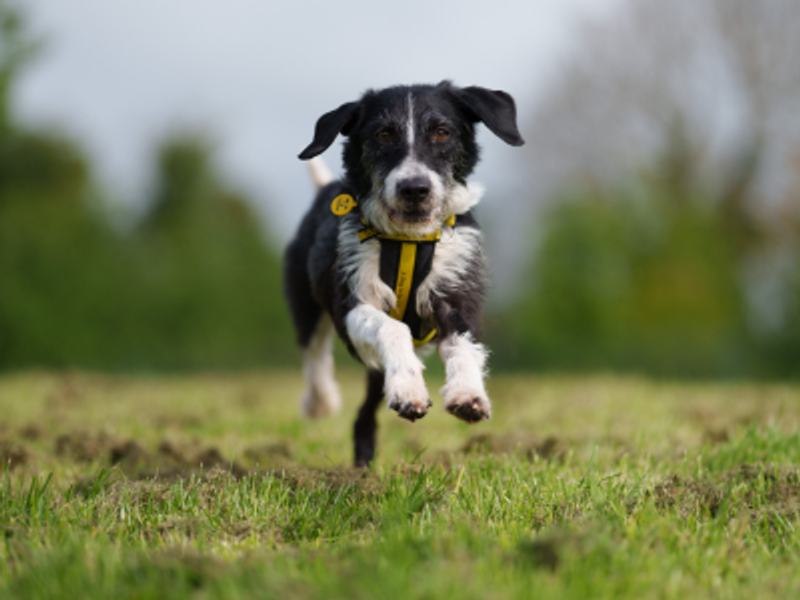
[2,0,799,378]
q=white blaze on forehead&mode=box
[362,90,477,237]
[406,93,415,148]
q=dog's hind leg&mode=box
[285,233,341,419]
[300,313,342,418]
[354,369,384,467]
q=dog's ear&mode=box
[298,101,360,160]
[455,86,525,147]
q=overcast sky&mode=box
[15,0,618,242]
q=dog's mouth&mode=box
[388,208,433,224]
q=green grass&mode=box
[1,371,799,598]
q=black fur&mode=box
[353,370,385,467]
[286,81,523,466]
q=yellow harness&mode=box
[331,194,455,347]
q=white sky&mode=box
[15,0,618,243]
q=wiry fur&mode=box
[300,313,341,418]
[337,217,396,311]
[285,81,524,466]
[438,332,491,421]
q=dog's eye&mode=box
[433,127,450,142]
[376,129,393,143]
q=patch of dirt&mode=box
[146,517,206,541]
[110,440,152,469]
[244,441,293,465]
[145,515,275,544]
[515,529,613,573]
[55,432,115,463]
[271,465,383,495]
[652,465,800,523]
[156,440,185,462]
[237,387,264,409]
[732,464,800,489]
[652,475,725,517]
[116,440,249,480]
[46,373,91,407]
[54,432,252,479]
[18,424,44,441]
[155,547,229,585]
[149,415,204,429]
[730,465,800,530]
[516,536,561,571]
[93,466,246,507]
[0,440,28,470]
[686,407,764,445]
[461,432,566,461]
[703,428,730,445]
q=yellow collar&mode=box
[329,193,456,243]
[358,214,456,243]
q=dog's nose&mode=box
[397,177,431,203]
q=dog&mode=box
[285,81,524,467]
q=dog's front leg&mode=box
[345,304,431,421]
[439,333,491,423]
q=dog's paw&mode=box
[442,385,491,423]
[301,385,342,419]
[389,396,433,422]
[386,371,431,422]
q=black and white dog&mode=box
[285,81,524,466]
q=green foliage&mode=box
[759,261,800,378]
[116,135,295,369]
[0,129,294,370]
[491,178,752,377]
[0,130,126,367]
[0,2,293,370]
[0,1,39,130]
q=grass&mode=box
[1,370,799,598]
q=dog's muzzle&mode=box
[397,176,431,204]
[395,176,435,222]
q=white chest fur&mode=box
[337,218,484,321]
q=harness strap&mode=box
[378,238,438,346]
[358,214,456,243]
[389,242,417,323]
[330,192,454,347]
[369,216,455,346]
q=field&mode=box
[1,370,800,599]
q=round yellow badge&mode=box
[330,194,357,216]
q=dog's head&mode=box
[299,82,524,236]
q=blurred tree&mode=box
[0,1,293,371]
[521,0,800,251]
[758,149,800,377]
[124,134,294,369]
[0,0,120,367]
[0,0,38,131]
[492,0,800,377]
[492,172,748,376]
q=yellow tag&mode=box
[331,194,357,216]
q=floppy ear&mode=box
[455,86,525,147]
[298,101,360,160]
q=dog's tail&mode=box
[308,156,334,190]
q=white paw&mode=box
[301,381,342,419]
[442,383,491,423]
[385,368,431,422]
